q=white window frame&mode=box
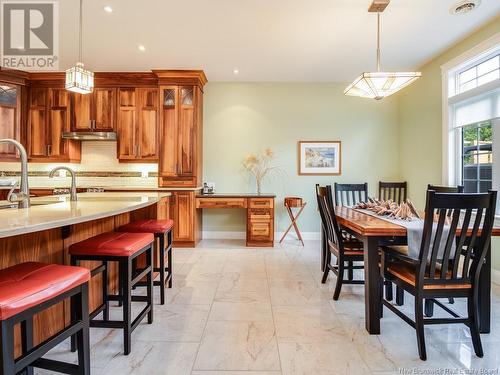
[441,32,500,187]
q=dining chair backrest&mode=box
[416,190,496,290]
[427,184,464,217]
[334,183,368,207]
[427,184,464,193]
[316,184,344,253]
[379,181,407,204]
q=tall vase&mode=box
[256,178,262,195]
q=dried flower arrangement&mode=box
[242,148,279,195]
[355,198,420,221]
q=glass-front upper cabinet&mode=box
[181,87,193,106]
[163,88,176,107]
[0,83,21,159]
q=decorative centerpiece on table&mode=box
[354,198,420,221]
[242,148,279,195]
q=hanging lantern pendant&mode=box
[65,0,94,94]
[344,0,421,100]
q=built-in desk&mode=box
[196,194,275,247]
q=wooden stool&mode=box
[0,262,90,375]
[118,219,174,305]
[279,197,307,246]
[69,232,154,355]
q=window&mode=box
[458,54,499,94]
[443,41,500,200]
[462,121,492,193]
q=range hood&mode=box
[62,131,117,141]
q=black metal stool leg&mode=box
[147,245,154,323]
[0,320,15,375]
[75,284,90,375]
[167,230,173,288]
[21,317,34,375]
[122,258,132,355]
[158,234,166,305]
[70,256,78,353]
[102,261,109,321]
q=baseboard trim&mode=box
[492,269,500,286]
[201,231,321,241]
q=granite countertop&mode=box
[0,192,170,238]
[196,193,276,198]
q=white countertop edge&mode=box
[0,193,170,239]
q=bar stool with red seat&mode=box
[118,219,174,305]
[0,262,90,375]
[69,231,154,355]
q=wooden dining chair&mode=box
[424,184,464,315]
[379,181,407,204]
[334,183,369,207]
[316,184,364,300]
[380,189,497,360]
[427,184,464,193]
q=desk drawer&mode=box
[249,198,274,209]
[250,222,271,237]
[250,213,271,222]
[196,197,247,209]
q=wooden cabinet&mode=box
[159,85,202,187]
[168,191,200,247]
[71,88,116,131]
[247,198,274,247]
[28,88,80,162]
[0,83,22,160]
[117,88,158,162]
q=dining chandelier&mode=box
[65,0,94,94]
[344,0,421,100]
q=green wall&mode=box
[397,16,500,270]
[203,83,400,233]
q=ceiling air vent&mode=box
[451,0,481,15]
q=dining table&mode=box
[320,206,500,335]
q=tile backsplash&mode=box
[0,142,159,188]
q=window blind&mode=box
[452,85,500,128]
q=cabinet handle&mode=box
[46,145,52,156]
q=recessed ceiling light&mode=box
[103,5,113,13]
[138,45,146,52]
[233,69,239,75]
[450,0,480,15]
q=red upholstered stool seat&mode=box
[0,262,90,321]
[118,219,174,234]
[69,232,154,257]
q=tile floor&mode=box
[37,239,500,374]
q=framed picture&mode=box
[298,141,341,175]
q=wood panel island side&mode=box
[0,192,170,356]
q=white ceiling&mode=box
[57,0,500,81]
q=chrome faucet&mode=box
[0,139,30,208]
[49,166,78,201]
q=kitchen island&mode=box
[0,192,170,355]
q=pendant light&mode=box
[344,0,421,100]
[65,0,94,94]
